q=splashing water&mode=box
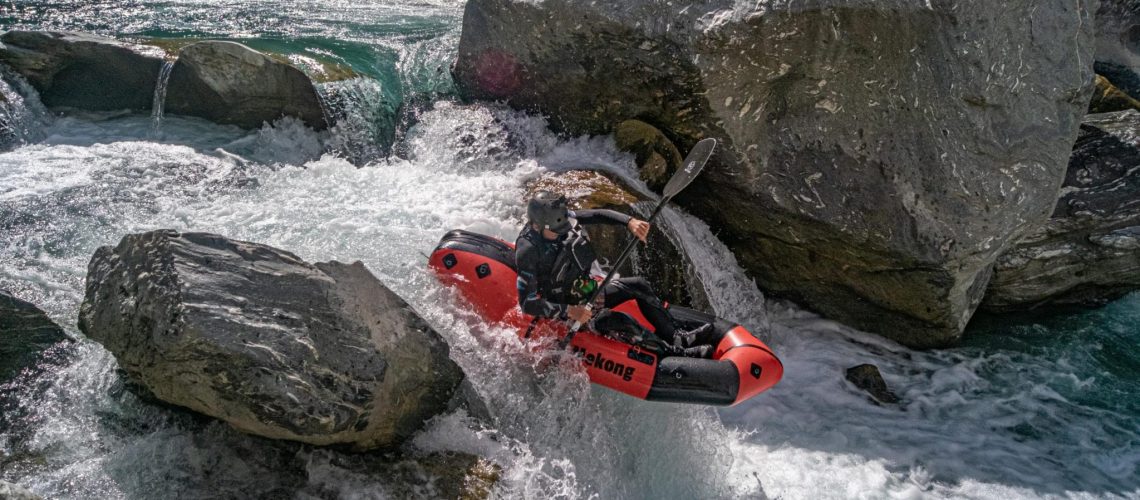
[0,1,1138,499]
[149,61,175,139]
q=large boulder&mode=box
[454,0,1095,347]
[164,41,328,130]
[78,230,463,450]
[0,290,70,382]
[1094,0,1140,99]
[525,170,710,310]
[983,111,1140,311]
[0,31,164,111]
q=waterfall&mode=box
[150,60,175,138]
[0,67,49,148]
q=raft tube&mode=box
[429,229,783,405]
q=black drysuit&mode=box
[514,209,678,343]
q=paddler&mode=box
[514,190,712,357]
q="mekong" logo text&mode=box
[571,345,635,382]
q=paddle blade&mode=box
[662,137,717,198]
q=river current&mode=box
[0,1,1137,498]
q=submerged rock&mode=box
[1094,0,1140,99]
[0,31,164,111]
[164,41,328,130]
[0,290,70,382]
[525,170,710,310]
[845,364,899,405]
[984,111,1140,311]
[79,230,464,450]
[454,0,1095,347]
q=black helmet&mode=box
[527,190,572,234]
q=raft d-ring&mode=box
[674,370,684,379]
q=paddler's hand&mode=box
[566,305,593,324]
[627,218,650,243]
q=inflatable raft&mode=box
[429,229,782,405]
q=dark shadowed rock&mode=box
[0,31,165,111]
[845,364,899,405]
[164,41,328,130]
[1089,74,1140,113]
[984,111,1140,311]
[454,0,1095,347]
[78,230,463,450]
[1094,1,1140,99]
[0,290,70,382]
[614,119,683,194]
[525,170,710,310]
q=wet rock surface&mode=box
[525,170,710,310]
[454,0,1095,347]
[984,111,1140,311]
[78,230,464,450]
[845,364,899,405]
[0,30,164,111]
[0,290,70,382]
[165,41,328,130]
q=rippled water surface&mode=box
[1,1,1138,498]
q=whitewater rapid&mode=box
[1,92,1136,498]
[0,0,1137,497]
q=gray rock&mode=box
[0,480,43,500]
[845,364,899,405]
[164,41,328,130]
[78,230,463,450]
[1094,1,1140,99]
[0,31,164,111]
[453,0,1095,347]
[0,290,70,382]
[983,111,1140,311]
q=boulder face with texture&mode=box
[78,230,463,450]
[454,0,1095,347]
[164,41,328,130]
[0,30,164,111]
[984,111,1140,311]
[0,290,70,382]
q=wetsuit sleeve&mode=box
[569,209,632,226]
[515,240,567,319]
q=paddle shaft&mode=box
[559,138,716,346]
[563,198,670,338]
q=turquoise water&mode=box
[1,1,1138,498]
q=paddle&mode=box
[559,137,718,347]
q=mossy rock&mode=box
[1089,74,1140,114]
[614,119,682,193]
[141,38,358,83]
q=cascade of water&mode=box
[317,77,397,165]
[0,68,50,148]
[150,61,175,139]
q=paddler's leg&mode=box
[601,277,677,344]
